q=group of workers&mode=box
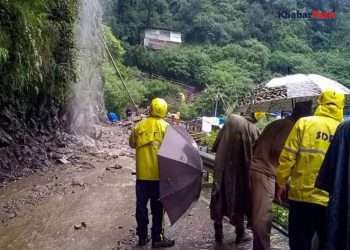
[128,89,348,250]
[210,89,346,250]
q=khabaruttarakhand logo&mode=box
[278,9,336,20]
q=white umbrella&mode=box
[238,74,350,112]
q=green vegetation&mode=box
[104,0,350,117]
[0,0,77,103]
[102,26,184,116]
[272,203,289,229]
[2,0,350,123]
[201,129,219,150]
[0,0,78,137]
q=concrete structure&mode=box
[143,28,182,50]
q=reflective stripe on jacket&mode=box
[129,117,168,180]
[277,99,343,206]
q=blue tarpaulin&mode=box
[107,112,119,122]
[218,116,225,125]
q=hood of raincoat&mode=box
[314,89,345,122]
[150,98,168,118]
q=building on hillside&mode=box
[142,28,182,50]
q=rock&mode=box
[49,152,63,160]
[79,162,95,169]
[57,158,70,164]
[0,170,15,182]
[9,212,16,219]
[56,141,66,148]
[119,152,126,157]
[74,222,87,230]
[96,127,103,139]
[106,164,122,172]
[0,128,14,146]
[71,179,84,187]
[111,164,122,170]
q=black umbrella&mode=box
[158,125,203,225]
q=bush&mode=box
[102,63,145,116]
[143,79,180,103]
[272,203,289,229]
[201,129,219,150]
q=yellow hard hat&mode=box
[254,112,266,121]
[179,92,186,103]
[150,98,168,118]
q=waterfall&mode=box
[70,0,105,136]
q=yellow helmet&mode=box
[179,92,186,103]
[150,98,168,118]
[254,112,266,121]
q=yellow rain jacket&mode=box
[129,117,168,180]
[276,90,345,206]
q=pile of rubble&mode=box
[0,130,78,184]
[238,85,287,107]
[0,99,72,184]
[0,99,142,185]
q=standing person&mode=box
[210,112,262,243]
[126,106,132,121]
[316,120,350,250]
[250,102,312,250]
[276,90,345,250]
[129,98,175,248]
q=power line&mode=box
[100,35,138,110]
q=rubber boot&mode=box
[214,222,223,242]
[235,227,252,244]
[152,236,175,248]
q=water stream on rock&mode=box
[70,0,105,136]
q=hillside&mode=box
[0,0,77,181]
[1,0,350,179]
[105,0,350,116]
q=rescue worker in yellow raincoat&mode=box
[276,90,345,250]
[129,98,175,248]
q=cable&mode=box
[100,35,138,111]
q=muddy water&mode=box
[0,125,136,250]
[0,163,136,249]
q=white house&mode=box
[143,29,182,50]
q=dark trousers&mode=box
[288,200,326,250]
[212,179,246,237]
[214,214,245,237]
[136,180,163,241]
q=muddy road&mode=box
[0,125,288,250]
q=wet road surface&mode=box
[0,125,289,250]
